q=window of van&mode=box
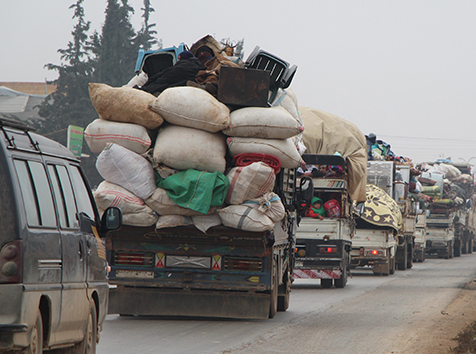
[14,159,57,228]
[48,164,79,229]
[69,165,95,221]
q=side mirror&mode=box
[355,202,365,216]
[101,207,122,233]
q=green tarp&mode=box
[157,169,229,215]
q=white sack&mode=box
[84,118,151,154]
[156,215,193,229]
[223,106,303,139]
[154,125,227,173]
[243,192,286,223]
[270,88,301,123]
[149,86,230,133]
[227,137,303,169]
[89,83,163,130]
[225,162,275,205]
[218,205,275,232]
[96,143,156,200]
[192,214,222,233]
[94,181,157,227]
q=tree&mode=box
[134,0,159,52]
[36,0,96,141]
[94,0,138,86]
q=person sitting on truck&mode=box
[138,51,206,96]
[307,197,326,220]
[297,164,323,177]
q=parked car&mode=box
[0,118,121,353]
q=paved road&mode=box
[97,254,476,354]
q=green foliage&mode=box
[36,0,158,185]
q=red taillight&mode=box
[114,252,154,267]
[319,247,337,254]
[371,250,379,255]
[224,257,262,272]
[0,240,23,284]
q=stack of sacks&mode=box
[218,162,286,232]
[87,83,163,226]
[87,76,304,233]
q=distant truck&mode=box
[351,160,416,272]
[294,154,354,288]
[351,184,401,275]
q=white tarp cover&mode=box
[299,106,367,202]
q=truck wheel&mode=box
[277,268,291,312]
[21,312,43,354]
[453,240,460,258]
[397,242,408,270]
[321,279,333,288]
[469,240,473,254]
[407,244,413,269]
[334,267,348,288]
[389,256,396,275]
[269,263,278,319]
[462,240,468,254]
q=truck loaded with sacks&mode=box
[84,35,305,319]
[418,161,475,258]
[293,107,368,288]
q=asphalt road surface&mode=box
[97,254,476,354]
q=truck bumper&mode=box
[293,268,342,279]
[108,286,271,320]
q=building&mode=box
[0,82,56,122]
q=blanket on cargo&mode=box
[156,169,229,214]
[299,107,367,202]
[139,57,206,96]
[355,184,403,231]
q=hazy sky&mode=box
[2,0,476,165]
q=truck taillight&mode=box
[366,249,385,257]
[114,251,154,267]
[319,246,337,254]
[0,240,22,284]
[224,257,262,272]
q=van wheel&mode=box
[21,312,43,354]
[77,300,97,354]
[57,300,97,354]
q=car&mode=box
[0,117,121,353]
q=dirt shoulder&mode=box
[401,279,476,354]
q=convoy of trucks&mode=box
[83,36,476,321]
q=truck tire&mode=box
[462,240,468,254]
[321,279,333,288]
[453,239,460,258]
[334,267,348,288]
[469,239,473,254]
[406,243,413,269]
[389,255,396,275]
[21,312,43,354]
[269,262,278,319]
[277,267,291,312]
[397,242,408,271]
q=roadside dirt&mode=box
[400,279,476,354]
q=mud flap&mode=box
[108,287,271,320]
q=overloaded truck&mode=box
[351,184,401,275]
[85,35,304,319]
[292,107,368,288]
[419,162,475,258]
[351,160,417,272]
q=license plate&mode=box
[295,261,303,267]
[115,270,154,279]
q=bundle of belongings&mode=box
[417,162,474,212]
[85,34,305,233]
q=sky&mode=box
[2,0,476,165]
